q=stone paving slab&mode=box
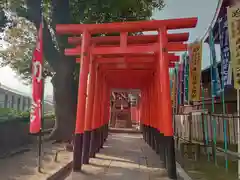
[66,133,170,180]
[0,141,72,180]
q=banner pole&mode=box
[37,128,42,172]
[218,15,230,171]
[209,29,218,166]
[38,1,44,172]
[201,82,210,161]
[38,77,45,173]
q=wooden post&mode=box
[82,59,96,164]
[159,27,177,179]
[73,30,91,171]
[89,65,100,158]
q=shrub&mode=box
[0,108,55,123]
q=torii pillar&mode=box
[73,31,91,171]
[159,27,176,178]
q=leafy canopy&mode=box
[0,0,164,83]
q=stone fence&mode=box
[0,118,55,157]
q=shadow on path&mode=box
[66,132,170,180]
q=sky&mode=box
[0,0,220,96]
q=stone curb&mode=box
[109,128,140,134]
[176,162,192,180]
[47,161,73,180]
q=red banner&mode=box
[30,24,43,134]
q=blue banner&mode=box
[218,13,232,87]
[209,30,221,97]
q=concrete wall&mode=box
[202,82,237,114]
[0,86,54,113]
[0,87,30,111]
[0,119,55,156]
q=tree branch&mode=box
[42,18,59,70]
[15,0,59,71]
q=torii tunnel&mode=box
[56,17,198,179]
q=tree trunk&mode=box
[48,56,77,142]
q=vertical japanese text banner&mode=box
[30,24,43,134]
[218,12,232,87]
[188,41,203,101]
[227,5,240,89]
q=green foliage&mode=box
[0,108,28,122]
[70,0,164,24]
[0,0,164,84]
[0,108,55,123]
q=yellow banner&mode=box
[227,5,240,89]
[188,41,202,101]
[171,73,176,107]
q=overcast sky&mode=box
[0,0,219,96]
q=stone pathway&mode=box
[0,141,72,180]
[66,133,170,180]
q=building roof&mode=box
[0,83,29,97]
[201,0,230,43]
[0,83,54,106]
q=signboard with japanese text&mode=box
[227,5,240,89]
[188,42,202,101]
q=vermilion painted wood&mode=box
[84,61,96,131]
[68,33,190,45]
[105,87,111,125]
[91,68,100,130]
[153,70,160,131]
[94,71,103,128]
[64,42,187,55]
[149,81,153,128]
[56,16,198,142]
[75,54,179,63]
[152,77,157,129]
[158,27,174,136]
[99,63,155,70]
[56,17,197,34]
[99,79,106,127]
[120,32,128,48]
[146,87,150,127]
[155,62,162,132]
[75,31,91,134]
[169,63,176,68]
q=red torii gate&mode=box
[56,17,197,179]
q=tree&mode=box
[0,0,164,141]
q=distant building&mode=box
[0,83,54,113]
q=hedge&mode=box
[0,108,55,123]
